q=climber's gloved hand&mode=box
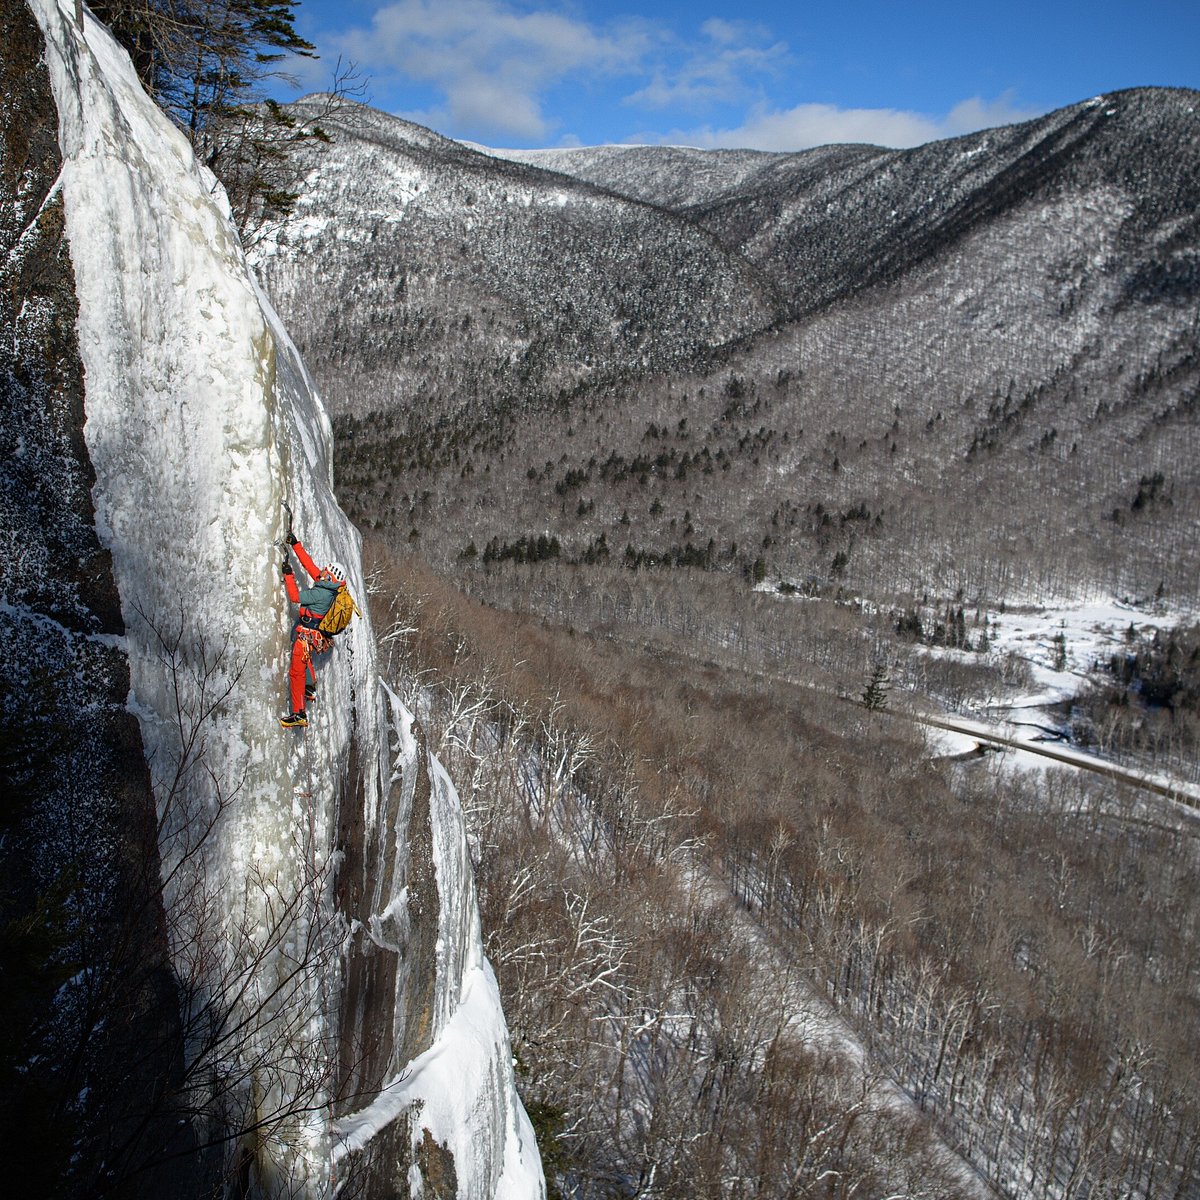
[286,531,299,547]
[281,557,293,579]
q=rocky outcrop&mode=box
[0,0,182,1193]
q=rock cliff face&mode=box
[3,1,543,1195]
[0,0,179,1192]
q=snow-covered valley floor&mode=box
[918,595,1200,805]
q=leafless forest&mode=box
[358,542,1199,1200]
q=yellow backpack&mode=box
[318,586,360,636]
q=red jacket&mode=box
[285,541,340,629]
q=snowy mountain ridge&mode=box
[251,94,779,421]
[23,1,542,1194]
[468,141,780,209]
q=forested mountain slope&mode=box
[255,88,1199,600]
[255,99,777,423]
[245,83,1200,1200]
[504,90,1199,321]
[478,142,781,210]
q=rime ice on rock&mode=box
[28,0,542,1193]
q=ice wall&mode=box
[28,1,542,1194]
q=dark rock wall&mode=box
[0,1,186,1193]
[336,710,443,1196]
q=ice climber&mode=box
[279,532,347,729]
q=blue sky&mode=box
[279,0,1200,149]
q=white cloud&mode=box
[317,0,795,141]
[326,0,655,140]
[943,92,1044,135]
[624,18,787,112]
[701,17,749,47]
[640,92,1045,152]
[307,2,1041,150]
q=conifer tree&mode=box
[861,661,890,711]
[91,0,357,232]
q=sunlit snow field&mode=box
[922,596,1199,800]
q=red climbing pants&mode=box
[288,628,327,714]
